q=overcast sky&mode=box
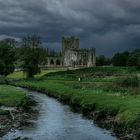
[0,0,140,56]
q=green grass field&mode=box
[0,85,26,107]
[0,69,65,115]
[11,67,140,128]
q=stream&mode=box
[2,88,117,140]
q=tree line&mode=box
[96,50,140,68]
[0,35,63,78]
[0,35,140,78]
[0,35,47,78]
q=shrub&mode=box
[0,76,9,84]
[129,88,140,96]
[116,75,139,88]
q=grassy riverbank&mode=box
[0,85,34,137]
[0,85,27,107]
[10,67,140,139]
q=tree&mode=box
[0,39,16,76]
[96,55,111,66]
[20,35,46,78]
[49,49,58,57]
[127,49,140,68]
[112,51,130,66]
[137,57,140,69]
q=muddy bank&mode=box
[0,95,38,138]
[59,98,137,140]
[60,97,140,140]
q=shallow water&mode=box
[2,88,117,140]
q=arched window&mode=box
[50,59,54,65]
[56,59,61,65]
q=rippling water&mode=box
[2,89,117,140]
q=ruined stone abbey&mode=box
[47,36,96,67]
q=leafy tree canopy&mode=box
[0,39,16,76]
[112,51,130,66]
[96,55,111,66]
[20,35,46,78]
[127,49,140,68]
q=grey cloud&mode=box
[0,0,140,56]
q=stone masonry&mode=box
[47,36,96,67]
[62,36,96,67]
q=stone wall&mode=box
[62,36,79,52]
[46,36,96,68]
[64,48,96,67]
[47,57,62,67]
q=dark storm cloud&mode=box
[0,0,140,56]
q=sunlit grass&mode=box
[8,69,64,79]
[8,71,26,79]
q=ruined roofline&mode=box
[62,36,95,51]
[47,56,62,59]
[62,36,79,41]
[78,48,95,51]
[65,48,95,52]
